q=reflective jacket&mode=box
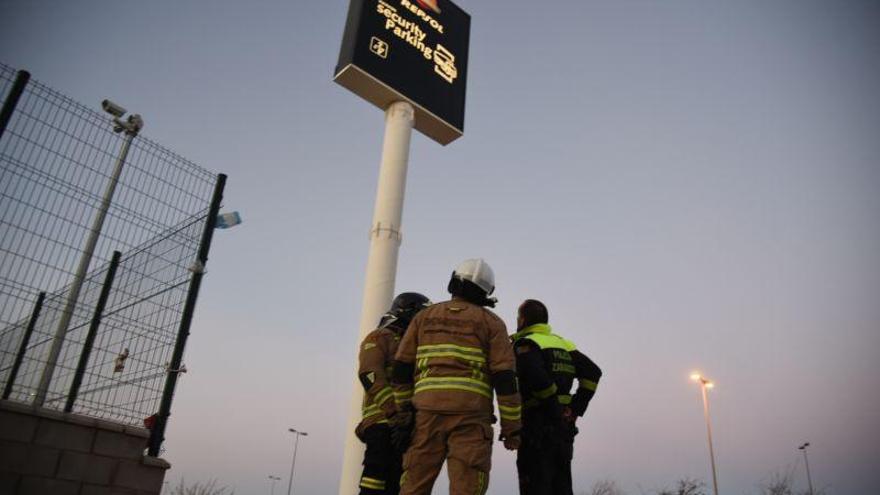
[511,323,601,417]
[358,327,400,431]
[392,298,522,434]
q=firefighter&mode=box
[357,292,432,494]
[391,259,522,495]
[512,299,602,495]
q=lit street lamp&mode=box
[799,442,815,495]
[691,372,720,495]
[268,475,281,495]
[287,428,308,495]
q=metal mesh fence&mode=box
[0,62,222,428]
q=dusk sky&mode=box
[1,0,878,494]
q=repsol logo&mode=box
[400,0,444,34]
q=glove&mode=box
[500,430,521,451]
[389,409,415,454]
[561,406,576,425]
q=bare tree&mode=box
[169,479,234,495]
[761,471,795,495]
[797,488,827,495]
[657,478,706,495]
[588,479,626,495]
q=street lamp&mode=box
[798,442,815,495]
[287,428,308,495]
[268,475,281,495]
[691,372,719,495]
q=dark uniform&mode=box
[356,292,431,494]
[357,327,403,494]
[512,323,602,495]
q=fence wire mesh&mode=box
[0,62,221,428]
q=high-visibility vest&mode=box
[513,324,579,408]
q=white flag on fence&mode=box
[215,211,242,229]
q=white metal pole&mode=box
[701,381,720,495]
[34,126,139,406]
[338,101,414,495]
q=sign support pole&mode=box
[339,101,414,495]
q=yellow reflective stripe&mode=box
[362,404,383,419]
[414,377,492,399]
[580,379,598,391]
[498,404,521,414]
[400,471,408,488]
[360,477,386,490]
[419,358,432,380]
[416,344,486,363]
[558,394,572,405]
[471,360,484,382]
[417,343,485,355]
[394,391,413,406]
[534,383,557,399]
[415,383,492,399]
[499,404,522,421]
[416,350,487,364]
[374,386,393,406]
[415,376,491,389]
[475,471,487,495]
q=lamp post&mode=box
[798,442,815,495]
[268,475,281,495]
[287,428,308,495]
[691,372,719,495]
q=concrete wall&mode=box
[0,400,170,495]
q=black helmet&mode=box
[379,292,431,330]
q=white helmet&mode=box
[452,258,495,295]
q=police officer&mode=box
[391,259,522,495]
[512,299,602,495]
[357,292,432,494]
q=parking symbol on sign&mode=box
[370,37,389,59]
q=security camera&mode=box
[101,99,127,118]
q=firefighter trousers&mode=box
[516,412,575,495]
[399,411,493,495]
[359,424,402,494]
